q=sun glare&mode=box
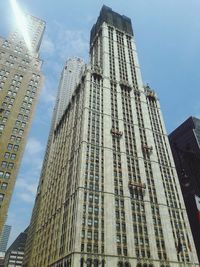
[10,0,33,53]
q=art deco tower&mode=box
[24,6,198,267]
[0,13,45,235]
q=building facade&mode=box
[4,228,28,267]
[0,14,45,234]
[24,6,199,267]
[169,116,200,262]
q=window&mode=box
[1,161,7,168]
[88,218,92,226]
[87,231,92,239]
[117,235,121,243]
[17,114,23,120]
[88,206,93,213]
[15,120,21,126]
[4,152,10,159]
[11,154,16,160]
[12,128,18,134]
[21,122,26,128]
[7,143,13,150]
[10,135,15,141]
[5,172,11,179]
[1,183,8,190]
[0,171,4,178]
[8,163,14,169]
[24,115,28,121]
[16,137,21,143]
[94,231,98,240]
[0,194,4,202]
[94,218,98,227]
[0,124,4,131]
[18,129,24,135]
[13,145,19,151]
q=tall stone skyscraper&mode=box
[0,13,45,234]
[24,6,199,267]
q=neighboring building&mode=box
[24,6,199,267]
[0,224,11,254]
[4,228,28,267]
[0,224,11,266]
[0,13,45,234]
[169,116,200,262]
[55,57,85,125]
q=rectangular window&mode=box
[15,121,21,126]
[0,193,4,202]
[17,114,23,120]
[1,161,7,168]
[13,145,19,151]
[4,110,10,116]
[21,122,26,128]
[0,124,4,131]
[10,135,15,141]
[1,183,8,190]
[4,172,11,179]
[24,115,28,121]
[18,129,24,135]
[10,154,16,160]
[0,171,4,178]
[8,163,14,169]
[12,128,18,134]
[16,137,21,143]
[4,152,10,159]
[87,231,92,239]
[7,143,13,150]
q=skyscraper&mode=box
[55,57,85,125]
[169,116,200,262]
[4,227,28,267]
[0,224,11,254]
[0,13,45,235]
[24,6,199,267]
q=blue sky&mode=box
[0,0,200,245]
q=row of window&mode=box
[4,152,17,160]
[1,162,14,170]
[0,170,11,178]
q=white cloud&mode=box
[40,82,56,105]
[56,28,89,60]
[25,137,43,156]
[41,35,55,54]
[18,192,35,204]
[44,21,89,63]
[16,178,38,195]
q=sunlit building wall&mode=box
[24,6,198,267]
[0,13,45,235]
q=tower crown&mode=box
[90,5,133,45]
